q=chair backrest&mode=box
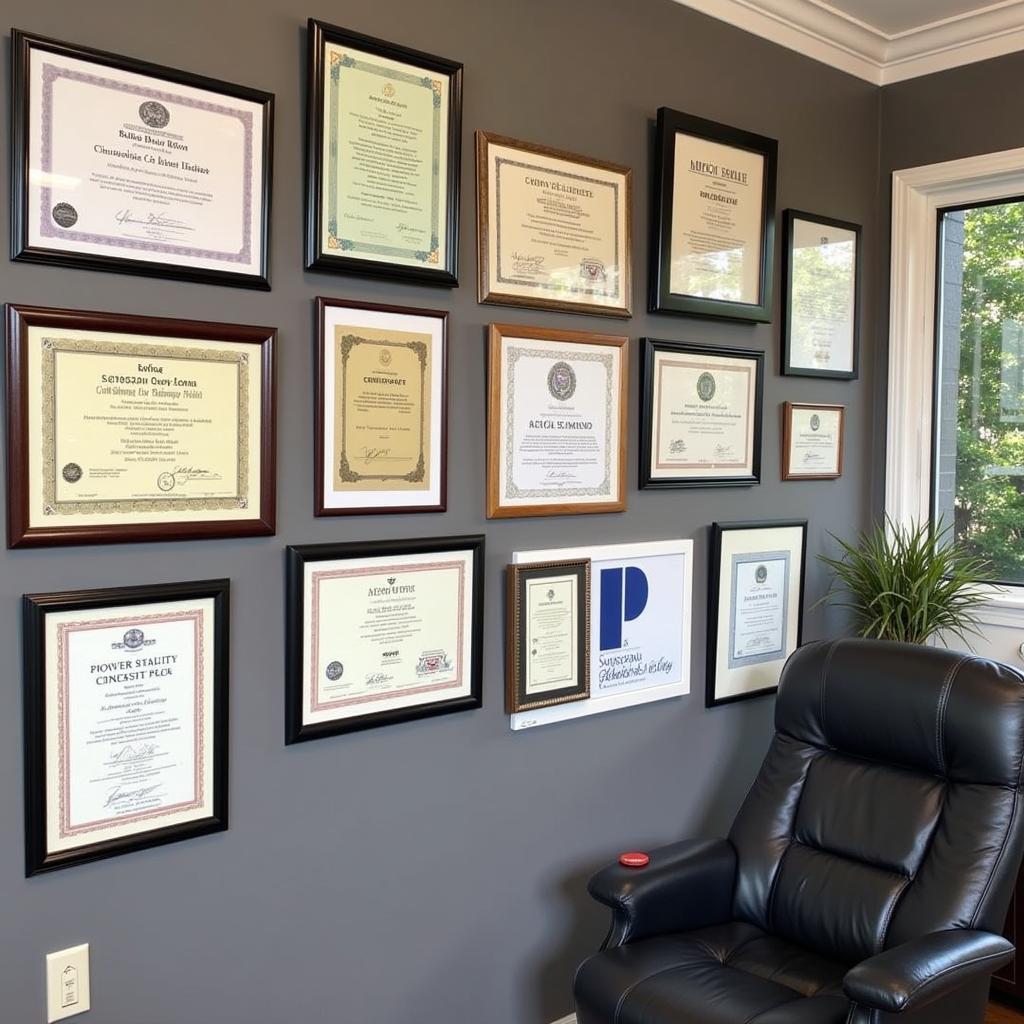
[729,638,1024,965]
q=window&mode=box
[935,200,1024,585]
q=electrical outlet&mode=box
[46,945,90,1022]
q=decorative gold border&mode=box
[40,336,250,516]
[505,558,591,714]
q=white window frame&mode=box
[887,147,1024,611]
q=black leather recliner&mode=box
[574,639,1024,1023]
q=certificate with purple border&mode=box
[13,31,273,289]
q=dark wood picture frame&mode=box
[639,337,764,489]
[475,131,633,317]
[706,520,807,708]
[6,304,277,548]
[23,578,230,876]
[10,29,274,290]
[505,559,591,714]
[285,535,484,743]
[650,107,777,322]
[486,323,629,519]
[782,401,846,480]
[305,19,462,286]
[781,210,861,379]
[314,297,448,517]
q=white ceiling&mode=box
[827,0,1010,37]
[673,0,1024,83]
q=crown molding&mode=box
[672,0,1024,85]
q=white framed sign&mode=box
[509,539,693,730]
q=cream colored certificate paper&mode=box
[321,42,449,269]
[485,139,629,312]
[332,326,431,492]
[789,407,842,476]
[650,349,756,480]
[670,134,765,304]
[302,548,474,726]
[25,325,262,530]
[44,597,215,853]
[525,574,579,695]
[321,304,444,511]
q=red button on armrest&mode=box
[619,852,650,868]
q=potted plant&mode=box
[818,517,991,646]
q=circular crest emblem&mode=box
[547,361,577,402]
[755,565,768,584]
[380,349,392,366]
[62,462,83,484]
[383,83,396,98]
[138,101,170,128]
[123,628,146,651]
[325,661,344,681]
[697,372,716,402]
[810,414,821,431]
[157,472,176,492]
[51,202,78,229]
[546,589,556,601]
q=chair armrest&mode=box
[843,929,1014,1014]
[587,838,736,948]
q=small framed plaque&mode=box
[639,338,763,489]
[315,298,447,516]
[6,304,276,548]
[11,30,273,289]
[476,131,632,317]
[707,521,806,707]
[650,108,777,322]
[782,211,861,379]
[505,559,590,714]
[487,324,628,518]
[306,20,462,286]
[23,579,229,875]
[782,402,845,480]
[286,535,484,743]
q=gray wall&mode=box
[0,2,881,1021]
[874,53,1024,514]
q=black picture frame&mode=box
[286,535,484,743]
[305,19,462,286]
[23,579,230,876]
[10,29,274,290]
[650,107,777,322]
[505,559,590,715]
[639,337,764,489]
[781,209,862,379]
[706,520,807,708]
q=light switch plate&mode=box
[46,944,90,1022]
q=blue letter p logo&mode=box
[600,567,649,651]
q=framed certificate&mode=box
[707,521,806,707]
[782,210,861,379]
[650,108,777,322]
[505,559,590,714]
[782,402,845,480]
[23,579,229,875]
[6,304,276,548]
[306,20,462,286]
[11,30,273,289]
[476,132,632,317]
[315,298,447,516]
[487,324,628,518]
[508,539,693,731]
[640,338,763,489]
[286,535,484,743]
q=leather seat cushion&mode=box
[574,922,851,1024]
